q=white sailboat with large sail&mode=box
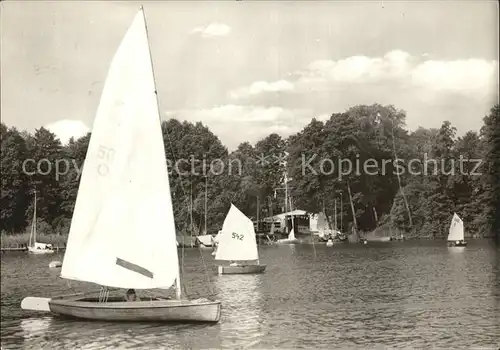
[20,7,221,322]
[28,190,54,254]
[447,213,467,247]
[215,204,266,274]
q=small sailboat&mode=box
[20,7,221,323]
[316,212,329,241]
[447,213,467,247]
[276,228,300,244]
[28,191,54,255]
[215,204,266,275]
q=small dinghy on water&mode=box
[20,7,221,323]
[48,261,62,268]
[447,213,467,247]
[276,228,300,244]
[215,204,266,275]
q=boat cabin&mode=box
[256,210,313,237]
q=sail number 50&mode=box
[231,232,244,241]
[97,145,115,176]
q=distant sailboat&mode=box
[215,204,266,275]
[276,227,300,244]
[447,213,467,247]
[28,190,54,255]
[20,7,221,323]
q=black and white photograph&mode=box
[0,0,499,349]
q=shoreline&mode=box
[0,233,68,249]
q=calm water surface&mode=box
[1,240,499,349]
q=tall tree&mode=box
[0,125,29,233]
[23,127,63,232]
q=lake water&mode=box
[1,240,499,349]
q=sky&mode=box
[1,0,498,150]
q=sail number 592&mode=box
[231,232,244,241]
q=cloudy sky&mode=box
[1,1,498,149]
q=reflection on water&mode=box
[214,274,263,348]
[20,317,51,341]
[1,240,499,349]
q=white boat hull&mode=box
[276,239,300,244]
[447,240,467,247]
[48,296,221,322]
[28,247,55,254]
[366,237,391,242]
[48,261,62,268]
[217,264,266,275]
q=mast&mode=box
[141,6,181,300]
[347,181,359,239]
[190,180,193,237]
[340,192,343,232]
[391,118,413,228]
[322,198,326,229]
[256,196,260,231]
[334,199,337,231]
[30,189,37,247]
[204,176,207,235]
[284,171,288,213]
[33,190,37,244]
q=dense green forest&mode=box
[1,103,499,240]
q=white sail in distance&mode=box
[448,213,464,242]
[215,204,259,262]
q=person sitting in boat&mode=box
[125,289,140,302]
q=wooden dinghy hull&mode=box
[217,264,266,275]
[367,236,391,242]
[447,240,468,247]
[276,239,300,245]
[48,297,221,323]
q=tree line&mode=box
[1,103,499,240]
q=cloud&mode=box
[229,80,294,99]
[45,119,90,145]
[190,23,231,38]
[225,50,498,135]
[165,105,311,150]
[294,50,497,95]
[232,50,497,97]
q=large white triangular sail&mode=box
[447,213,464,242]
[215,204,259,261]
[60,9,179,290]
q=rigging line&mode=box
[141,6,214,296]
[196,175,214,296]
